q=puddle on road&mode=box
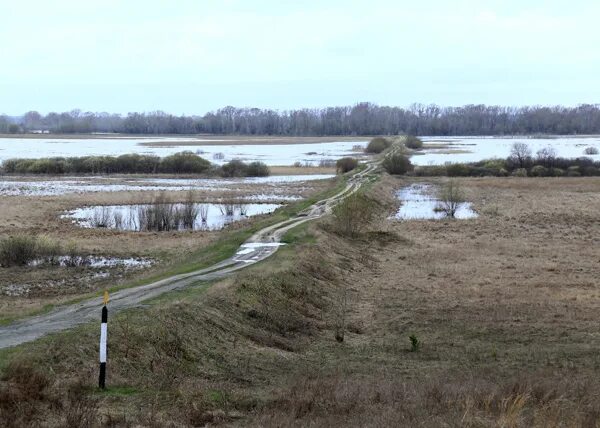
[235,242,286,255]
[393,183,478,220]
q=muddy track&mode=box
[0,162,379,349]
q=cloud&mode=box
[0,0,599,112]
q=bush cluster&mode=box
[382,153,413,175]
[0,235,63,267]
[365,137,392,154]
[404,135,423,149]
[415,156,600,178]
[220,160,270,177]
[0,152,271,177]
[1,151,212,175]
[336,157,358,174]
[331,192,376,238]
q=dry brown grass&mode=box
[270,165,337,175]
[251,176,600,426]
[2,176,600,426]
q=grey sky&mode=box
[1,0,599,114]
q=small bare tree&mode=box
[536,146,557,168]
[437,180,465,218]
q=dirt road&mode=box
[0,162,377,349]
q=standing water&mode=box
[393,183,477,220]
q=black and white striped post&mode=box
[99,290,109,389]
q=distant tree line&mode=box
[4,103,600,136]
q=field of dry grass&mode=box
[269,165,336,175]
[1,175,599,426]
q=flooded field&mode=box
[393,183,477,220]
[27,256,153,269]
[63,202,281,231]
[416,136,600,165]
[0,136,366,166]
[0,174,332,196]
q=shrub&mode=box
[365,137,391,154]
[483,159,507,170]
[0,152,209,174]
[409,334,421,352]
[159,151,211,174]
[221,160,248,177]
[245,161,270,177]
[404,135,423,149]
[0,235,40,267]
[331,193,376,238]
[530,165,548,177]
[583,166,600,176]
[414,165,447,176]
[584,146,599,155]
[382,153,413,175]
[336,157,358,174]
[445,163,471,177]
[436,180,465,218]
[0,235,63,267]
[512,168,528,177]
[550,168,564,177]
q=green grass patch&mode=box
[281,221,316,245]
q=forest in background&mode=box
[2,103,600,136]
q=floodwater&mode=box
[0,136,366,166]
[393,183,478,220]
[63,203,281,231]
[28,256,153,268]
[0,174,334,196]
[415,136,600,165]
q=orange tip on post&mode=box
[103,290,109,305]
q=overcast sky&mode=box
[1,0,599,114]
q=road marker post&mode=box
[99,290,109,389]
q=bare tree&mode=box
[509,142,532,168]
[437,180,465,218]
[536,146,557,168]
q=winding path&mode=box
[0,162,377,349]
